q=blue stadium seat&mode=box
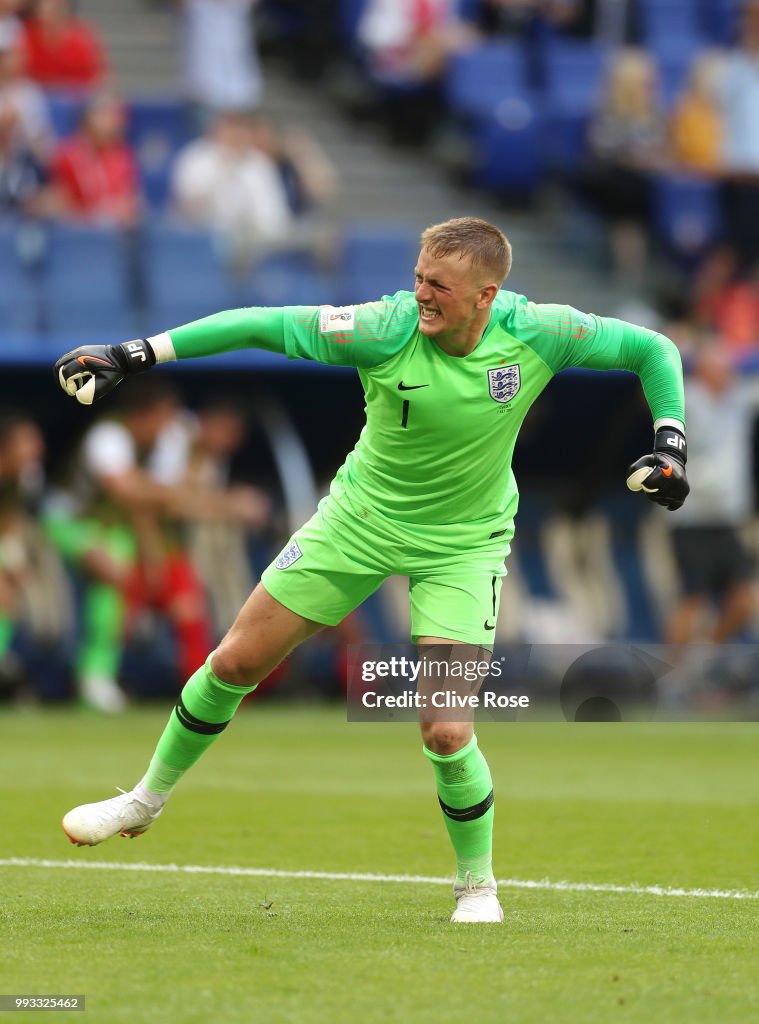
[701,0,741,43]
[647,36,706,107]
[127,98,193,210]
[653,173,723,264]
[244,253,341,307]
[341,227,418,302]
[43,224,138,335]
[446,41,531,117]
[471,101,545,194]
[541,40,610,170]
[142,222,241,328]
[46,91,86,139]
[0,219,45,332]
[638,0,701,42]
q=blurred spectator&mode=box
[248,115,339,215]
[0,412,71,699]
[718,0,759,270]
[0,99,49,214]
[20,0,107,91]
[46,380,207,712]
[665,345,759,646]
[694,249,759,356]
[671,50,726,177]
[579,48,668,283]
[152,398,271,636]
[179,0,262,124]
[359,0,475,83]
[358,0,477,143]
[171,109,293,271]
[0,19,53,158]
[50,92,141,227]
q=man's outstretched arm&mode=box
[54,308,289,405]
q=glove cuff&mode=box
[114,338,156,374]
[654,426,687,465]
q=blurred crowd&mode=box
[0,0,338,276]
[0,380,372,709]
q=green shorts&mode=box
[261,495,512,645]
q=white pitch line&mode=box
[0,858,757,901]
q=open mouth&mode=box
[419,306,441,323]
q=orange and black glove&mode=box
[54,339,156,405]
[626,426,689,512]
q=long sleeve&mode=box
[165,307,288,359]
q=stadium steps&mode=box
[78,0,180,93]
[79,1,630,314]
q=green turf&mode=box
[1,707,758,1023]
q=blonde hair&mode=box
[605,48,660,120]
[420,216,512,284]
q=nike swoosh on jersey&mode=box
[484,620,496,631]
[397,382,429,391]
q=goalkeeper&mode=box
[56,217,688,923]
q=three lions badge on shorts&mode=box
[275,541,303,569]
[487,365,521,404]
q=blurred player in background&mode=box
[0,411,70,698]
[49,381,268,712]
[665,344,757,647]
[54,216,688,923]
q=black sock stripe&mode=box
[174,696,230,736]
[438,789,494,822]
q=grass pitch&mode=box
[1,706,758,1024]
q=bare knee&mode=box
[420,721,473,756]
[211,635,269,688]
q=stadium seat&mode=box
[647,36,706,107]
[341,226,418,302]
[244,254,341,307]
[46,91,86,139]
[445,41,531,117]
[541,40,610,171]
[701,0,741,43]
[638,0,701,43]
[471,102,545,195]
[653,173,723,264]
[127,98,193,211]
[42,224,138,336]
[142,222,241,328]
[0,218,45,332]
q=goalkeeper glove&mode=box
[54,339,156,405]
[626,426,689,511]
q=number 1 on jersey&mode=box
[401,399,410,428]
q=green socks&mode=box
[140,654,257,797]
[424,735,495,885]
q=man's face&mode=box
[129,400,177,449]
[414,248,492,342]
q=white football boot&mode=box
[451,872,504,923]
[62,787,163,846]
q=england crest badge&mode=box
[487,365,521,404]
[274,541,303,569]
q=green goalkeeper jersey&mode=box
[167,289,684,545]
